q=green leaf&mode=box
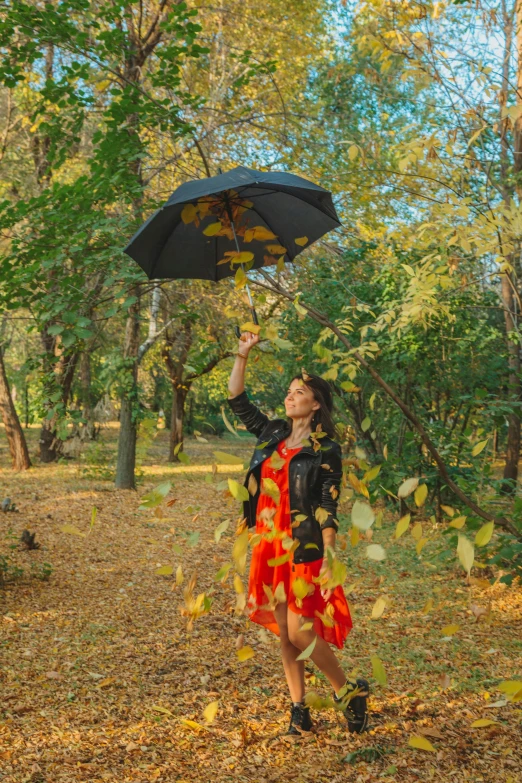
[296,636,317,661]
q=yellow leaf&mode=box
[239,321,260,334]
[411,522,423,540]
[441,624,460,637]
[233,574,244,593]
[408,735,436,752]
[371,596,387,619]
[244,226,277,242]
[265,244,287,255]
[457,534,474,576]
[395,514,411,539]
[155,565,173,576]
[371,654,387,686]
[203,700,219,724]
[237,645,255,662]
[350,525,360,547]
[414,483,428,507]
[314,506,329,525]
[471,718,498,728]
[295,236,308,246]
[180,719,205,731]
[300,621,314,631]
[472,439,488,456]
[234,267,247,288]
[422,598,433,614]
[449,516,467,529]
[232,526,249,574]
[203,222,222,236]
[231,251,254,265]
[498,680,522,695]
[228,478,249,502]
[416,537,428,555]
[475,521,494,547]
[398,477,419,498]
[348,144,359,161]
[351,499,375,530]
[441,505,455,517]
[267,552,291,567]
[181,204,198,224]
[296,636,317,661]
[176,565,183,585]
[292,577,312,601]
[60,524,86,537]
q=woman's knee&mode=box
[287,622,310,650]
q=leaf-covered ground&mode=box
[1,428,521,783]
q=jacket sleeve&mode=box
[318,441,343,533]
[227,389,271,438]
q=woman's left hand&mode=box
[319,557,333,602]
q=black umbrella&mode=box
[124,165,341,334]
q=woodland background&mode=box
[0,1,521,782]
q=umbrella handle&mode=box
[233,307,258,340]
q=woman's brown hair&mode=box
[286,371,337,440]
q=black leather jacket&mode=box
[227,389,343,564]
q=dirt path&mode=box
[1,433,521,782]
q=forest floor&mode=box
[0,426,521,783]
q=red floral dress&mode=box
[247,439,353,648]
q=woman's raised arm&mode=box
[227,331,260,399]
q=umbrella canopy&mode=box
[124,165,341,281]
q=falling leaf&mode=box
[498,680,522,696]
[296,636,317,661]
[237,645,255,662]
[181,203,198,224]
[398,477,419,498]
[371,655,387,686]
[295,236,308,246]
[408,735,436,752]
[351,526,360,547]
[470,718,498,728]
[395,514,411,539]
[449,515,466,529]
[228,478,249,502]
[475,521,494,547]
[60,524,86,537]
[441,505,455,517]
[244,226,277,242]
[203,222,222,236]
[221,407,240,437]
[416,537,428,555]
[265,244,287,255]
[441,624,460,637]
[366,544,386,561]
[232,526,249,574]
[176,565,183,585]
[203,701,219,724]
[472,439,488,456]
[411,522,423,540]
[457,534,474,576]
[371,596,387,619]
[351,500,375,530]
[414,483,428,506]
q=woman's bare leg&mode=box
[287,609,346,694]
[274,602,306,702]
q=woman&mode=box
[227,331,369,738]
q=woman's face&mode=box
[284,378,320,422]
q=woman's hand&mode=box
[319,556,333,602]
[238,330,260,356]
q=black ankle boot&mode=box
[285,701,313,737]
[334,678,370,734]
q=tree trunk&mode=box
[38,347,78,462]
[169,383,189,462]
[500,270,521,493]
[0,347,31,470]
[79,351,97,440]
[115,290,141,489]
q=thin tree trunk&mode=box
[115,290,141,489]
[0,347,31,470]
